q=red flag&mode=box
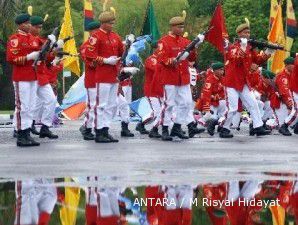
[205,4,229,54]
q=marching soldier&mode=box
[198,62,226,136]
[83,8,138,143]
[274,57,298,136]
[219,19,272,138]
[291,54,298,134]
[29,16,59,140]
[157,12,205,141]
[7,13,41,147]
[80,21,101,141]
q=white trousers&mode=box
[84,88,97,129]
[98,188,120,217]
[13,81,37,131]
[148,97,162,127]
[117,94,130,123]
[262,100,273,121]
[95,83,118,129]
[32,84,57,127]
[228,180,262,201]
[85,176,98,206]
[211,100,227,120]
[161,85,192,126]
[274,103,298,126]
[222,85,263,129]
[122,86,132,103]
[165,185,193,210]
[14,179,57,225]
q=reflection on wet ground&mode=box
[1,173,298,225]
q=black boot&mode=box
[121,122,134,137]
[79,125,87,135]
[13,130,18,138]
[149,127,162,138]
[249,123,254,136]
[279,124,292,136]
[207,119,218,136]
[188,122,205,138]
[219,128,233,138]
[31,120,40,135]
[103,127,119,142]
[170,123,189,139]
[95,128,112,143]
[17,129,40,147]
[161,126,173,141]
[253,126,271,136]
[83,128,95,140]
[263,120,272,131]
[39,125,58,139]
[136,122,149,134]
[294,122,298,135]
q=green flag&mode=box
[141,0,160,46]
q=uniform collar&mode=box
[99,28,109,34]
[168,32,179,39]
[208,69,220,80]
[17,29,28,36]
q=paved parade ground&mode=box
[0,120,298,186]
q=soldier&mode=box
[157,12,205,141]
[29,16,59,139]
[291,54,298,134]
[7,13,41,147]
[198,62,226,136]
[143,51,163,138]
[274,57,298,136]
[79,21,101,141]
[219,19,272,138]
[83,8,138,143]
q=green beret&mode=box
[211,62,224,70]
[86,21,100,31]
[261,69,275,79]
[212,209,226,218]
[284,57,295,65]
[30,16,44,26]
[15,13,30,25]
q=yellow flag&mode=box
[270,205,285,225]
[270,0,279,27]
[59,0,81,76]
[59,178,81,225]
[268,4,286,74]
[286,0,297,54]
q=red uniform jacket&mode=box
[80,40,96,88]
[200,69,225,112]
[224,41,269,91]
[150,63,164,98]
[290,56,298,93]
[157,34,196,86]
[276,69,293,108]
[40,64,63,86]
[7,30,40,82]
[144,54,158,97]
[84,28,124,83]
[119,79,132,87]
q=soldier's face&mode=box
[172,25,184,36]
[238,29,250,39]
[286,64,294,73]
[19,21,31,33]
[30,25,42,36]
[214,68,224,77]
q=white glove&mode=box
[178,52,189,61]
[103,56,121,65]
[48,34,57,47]
[122,67,140,75]
[264,48,275,56]
[51,57,61,66]
[195,34,205,48]
[56,39,64,49]
[26,51,40,61]
[126,34,135,43]
[240,38,248,51]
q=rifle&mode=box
[55,51,79,58]
[118,18,137,82]
[50,35,75,52]
[235,38,284,51]
[33,26,60,72]
[174,26,214,64]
